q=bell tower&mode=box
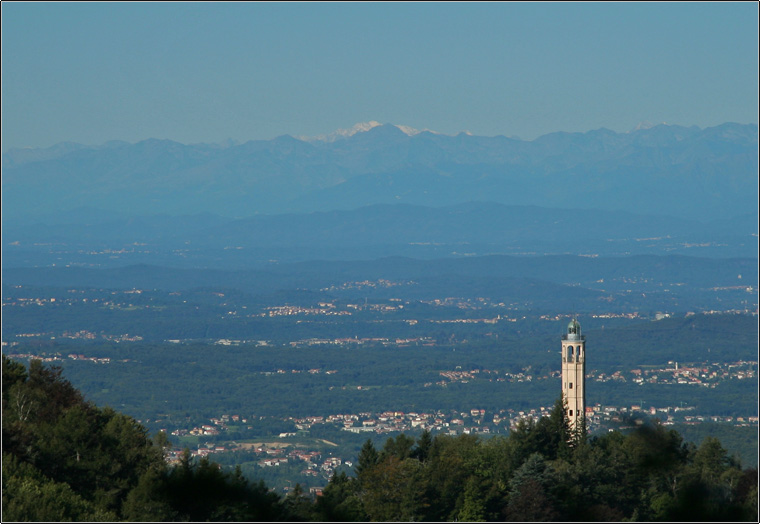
[561,318,585,431]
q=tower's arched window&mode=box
[567,346,574,362]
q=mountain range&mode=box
[3,122,757,222]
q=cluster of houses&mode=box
[1,349,134,364]
[260,305,351,317]
[6,328,143,343]
[249,445,337,470]
[320,279,410,291]
[287,336,434,347]
[165,440,351,480]
[171,414,246,437]
[60,330,144,342]
[601,360,757,387]
[67,353,112,364]
[164,395,759,462]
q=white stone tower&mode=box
[561,318,585,431]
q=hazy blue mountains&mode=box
[3,122,757,222]
[3,203,757,270]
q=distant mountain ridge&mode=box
[2,122,757,221]
[3,253,755,310]
[3,203,757,271]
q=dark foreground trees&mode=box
[314,400,758,521]
[3,356,757,521]
[2,356,287,521]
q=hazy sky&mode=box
[2,2,758,150]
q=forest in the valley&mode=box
[3,356,757,522]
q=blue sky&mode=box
[2,2,757,150]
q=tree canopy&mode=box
[2,356,757,522]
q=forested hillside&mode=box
[3,356,757,521]
[1,356,284,521]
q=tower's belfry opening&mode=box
[561,318,585,431]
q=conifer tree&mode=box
[355,439,379,481]
[413,429,433,462]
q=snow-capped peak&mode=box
[297,121,382,143]
[339,121,383,137]
[298,121,445,142]
[395,124,421,136]
[395,124,447,136]
[630,121,669,132]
